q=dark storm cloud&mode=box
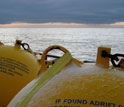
[0,0,124,24]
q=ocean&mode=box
[0,28,124,61]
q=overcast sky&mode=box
[0,0,124,24]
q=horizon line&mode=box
[0,22,124,28]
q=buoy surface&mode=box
[0,46,40,107]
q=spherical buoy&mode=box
[8,46,124,107]
[9,64,124,107]
[0,41,40,107]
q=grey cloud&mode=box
[0,0,124,24]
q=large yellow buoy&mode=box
[9,64,124,107]
[0,40,40,107]
[38,67,124,107]
[8,46,124,107]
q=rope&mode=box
[101,50,124,67]
[34,52,61,59]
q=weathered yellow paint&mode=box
[10,64,124,107]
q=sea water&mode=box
[0,28,124,61]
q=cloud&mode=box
[0,0,124,24]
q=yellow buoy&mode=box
[0,40,40,107]
[8,46,124,107]
[28,68,124,107]
[9,64,124,107]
